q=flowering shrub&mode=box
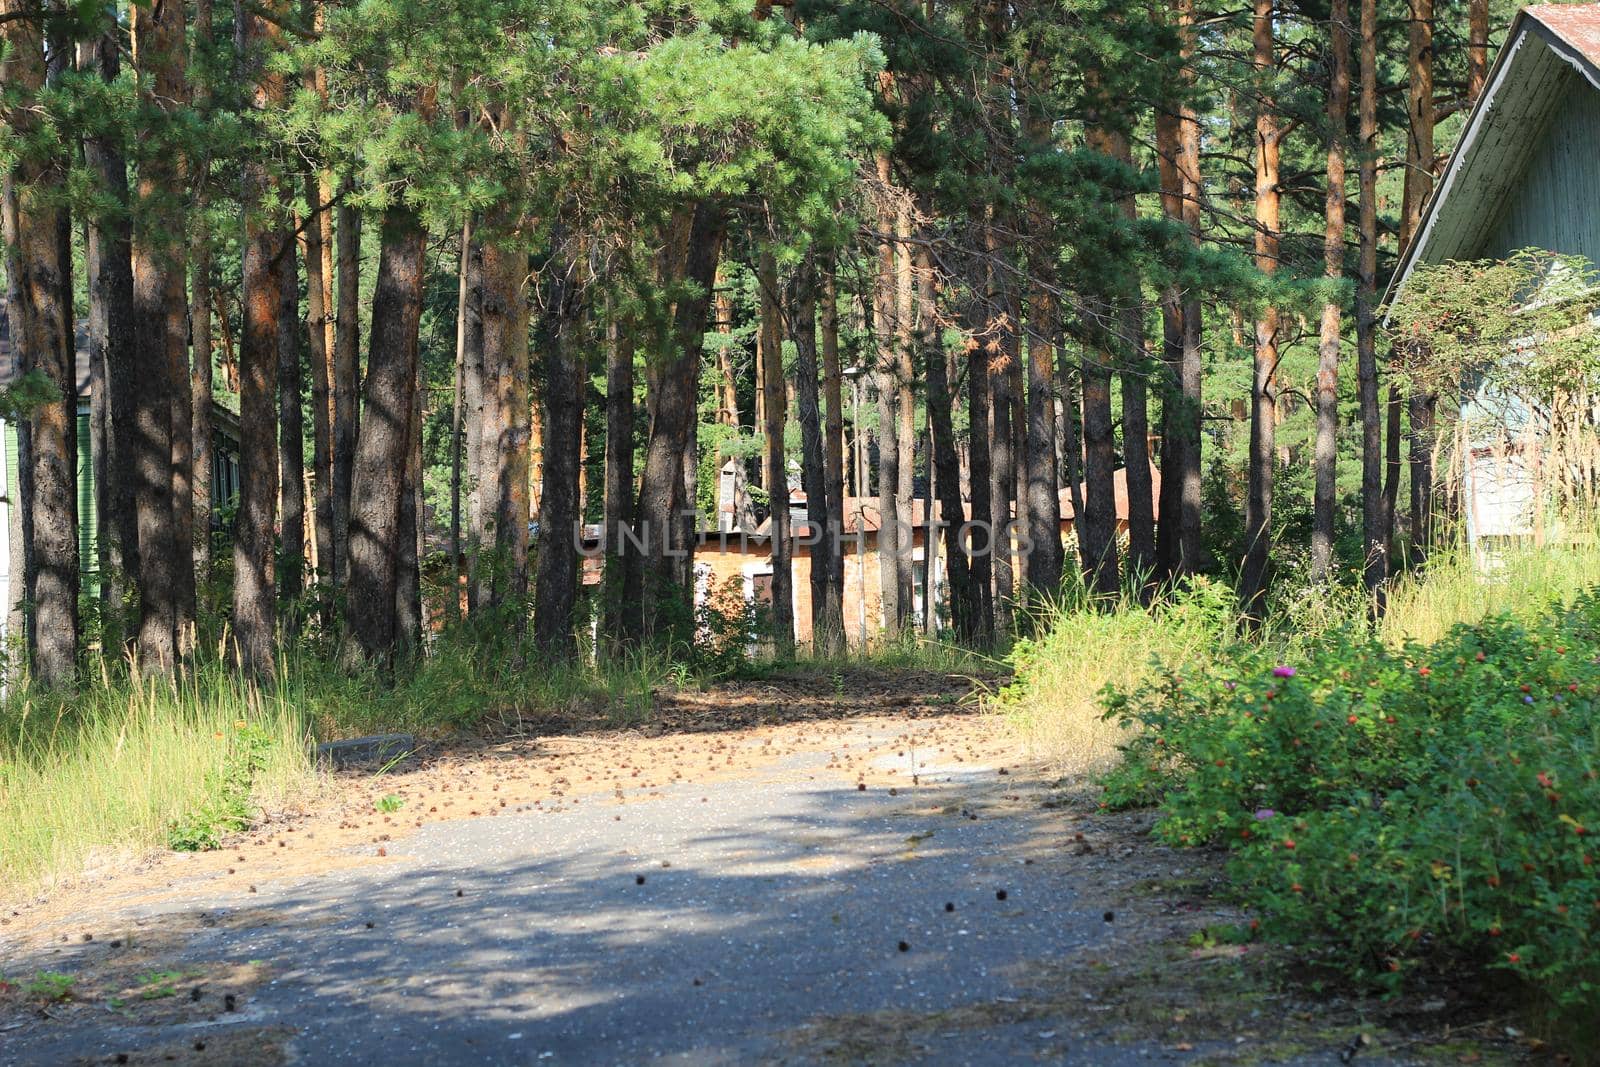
[1101,592,1600,1010]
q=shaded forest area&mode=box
[0,0,1519,688]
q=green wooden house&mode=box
[0,298,242,615]
[1384,3,1600,559]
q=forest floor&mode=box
[0,672,1526,1065]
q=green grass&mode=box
[1001,544,1600,775]
[1381,544,1600,645]
[0,660,311,897]
[999,576,1244,774]
[0,630,684,897]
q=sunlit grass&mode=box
[0,660,312,898]
[1381,543,1600,645]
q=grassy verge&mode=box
[1098,588,1600,1053]
[998,576,1245,773]
[0,624,993,898]
[0,662,310,897]
[1002,545,1600,775]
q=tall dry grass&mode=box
[0,660,312,898]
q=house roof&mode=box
[1385,4,1600,313]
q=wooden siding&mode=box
[1484,75,1600,263]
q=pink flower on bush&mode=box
[1272,666,1296,678]
[1254,808,1277,821]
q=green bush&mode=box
[1102,592,1600,1013]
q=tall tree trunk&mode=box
[233,1,285,676]
[396,376,422,651]
[332,202,362,593]
[1239,0,1281,621]
[1020,93,1062,601]
[482,230,531,617]
[630,211,720,643]
[630,207,724,640]
[872,166,903,638]
[966,293,995,643]
[190,211,213,613]
[602,309,633,645]
[1098,129,1155,589]
[985,226,1016,630]
[345,205,427,664]
[80,19,138,637]
[1,1,76,686]
[131,0,188,671]
[1154,109,1184,584]
[1155,0,1205,581]
[278,238,305,603]
[893,202,916,628]
[304,190,334,594]
[1467,0,1489,105]
[448,219,471,618]
[302,0,334,594]
[758,248,793,656]
[819,261,846,653]
[1402,0,1436,562]
[791,257,833,653]
[1382,385,1402,566]
[1357,0,1386,601]
[533,250,584,658]
[1313,0,1351,583]
[1079,320,1120,600]
[462,237,491,610]
[920,244,972,640]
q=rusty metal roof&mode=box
[1385,4,1600,314]
[1526,4,1600,69]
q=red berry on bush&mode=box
[1282,839,1296,850]
[1347,714,1359,725]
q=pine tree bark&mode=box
[332,202,362,593]
[131,0,188,671]
[1,1,76,685]
[278,239,305,603]
[1239,0,1281,621]
[482,230,531,616]
[791,257,834,652]
[533,247,585,658]
[1357,0,1386,600]
[1098,128,1155,589]
[1402,0,1436,561]
[1020,91,1062,600]
[1155,0,1206,581]
[920,244,972,640]
[1467,0,1489,105]
[80,19,138,633]
[302,0,334,593]
[985,226,1016,630]
[233,1,285,676]
[819,262,846,652]
[334,201,366,598]
[965,295,995,643]
[304,189,334,593]
[1313,0,1352,583]
[758,248,793,656]
[892,202,916,628]
[1079,318,1120,600]
[190,205,213,608]
[602,310,633,645]
[872,168,903,638]
[630,207,724,640]
[345,205,427,664]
